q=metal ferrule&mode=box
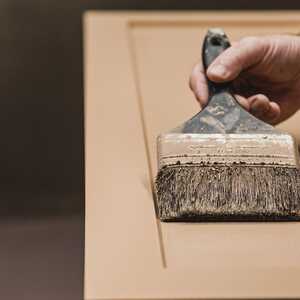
[158,133,300,169]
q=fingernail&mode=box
[209,64,228,78]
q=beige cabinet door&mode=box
[84,11,300,300]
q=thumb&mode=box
[207,37,268,82]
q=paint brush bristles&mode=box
[156,165,300,221]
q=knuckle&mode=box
[256,93,269,100]
[239,36,267,52]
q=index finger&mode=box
[189,62,209,108]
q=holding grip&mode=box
[181,28,273,134]
[202,29,231,96]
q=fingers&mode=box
[234,94,250,111]
[247,94,281,124]
[235,94,281,124]
[189,62,209,109]
[189,36,269,107]
[189,59,281,125]
[207,37,268,82]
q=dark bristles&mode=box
[155,165,300,221]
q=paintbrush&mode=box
[155,28,300,221]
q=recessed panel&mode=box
[85,12,300,300]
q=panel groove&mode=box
[127,23,167,268]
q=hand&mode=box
[189,35,300,124]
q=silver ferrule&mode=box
[158,133,300,169]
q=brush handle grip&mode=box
[202,29,231,95]
[181,29,274,134]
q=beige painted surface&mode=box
[84,12,300,300]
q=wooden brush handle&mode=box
[202,29,231,96]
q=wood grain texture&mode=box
[84,12,300,300]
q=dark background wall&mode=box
[0,1,299,299]
[0,1,83,216]
[0,2,84,299]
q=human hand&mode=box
[189,35,300,124]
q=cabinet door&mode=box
[84,12,300,300]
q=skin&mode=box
[189,35,300,124]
